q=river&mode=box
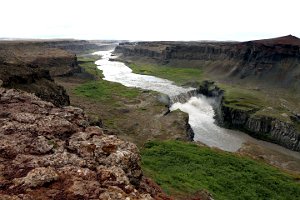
[93,50,300,161]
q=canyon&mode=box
[114,35,300,152]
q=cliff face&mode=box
[195,81,300,151]
[0,41,80,77]
[0,87,167,200]
[222,106,300,151]
[0,40,88,107]
[115,35,300,90]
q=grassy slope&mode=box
[141,140,300,200]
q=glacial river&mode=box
[93,50,300,160]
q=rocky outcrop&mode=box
[0,41,90,106]
[0,87,169,199]
[0,65,70,107]
[0,41,80,77]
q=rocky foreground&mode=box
[0,87,169,200]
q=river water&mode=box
[93,50,300,159]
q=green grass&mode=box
[218,83,295,123]
[73,56,141,103]
[73,80,140,101]
[77,56,103,78]
[141,140,300,200]
[219,84,265,112]
[128,62,203,85]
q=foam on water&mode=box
[94,51,192,96]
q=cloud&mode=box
[0,0,299,41]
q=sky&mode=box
[0,0,299,41]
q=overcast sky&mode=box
[0,0,299,41]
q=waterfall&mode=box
[170,89,199,104]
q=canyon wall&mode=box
[222,105,300,151]
[198,81,300,151]
[115,37,300,151]
[115,35,300,90]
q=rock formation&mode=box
[0,87,169,199]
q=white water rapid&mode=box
[93,50,300,158]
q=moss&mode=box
[47,140,58,149]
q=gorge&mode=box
[94,49,300,158]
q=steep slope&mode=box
[0,87,168,200]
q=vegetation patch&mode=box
[77,56,103,78]
[73,80,140,102]
[128,62,204,85]
[141,140,300,200]
[74,56,141,104]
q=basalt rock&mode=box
[195,81,300,151]
[221,106,300,151]
[0,88,169,199]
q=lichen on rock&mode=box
[0,87,168,199]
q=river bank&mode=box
[55,53,192,147]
